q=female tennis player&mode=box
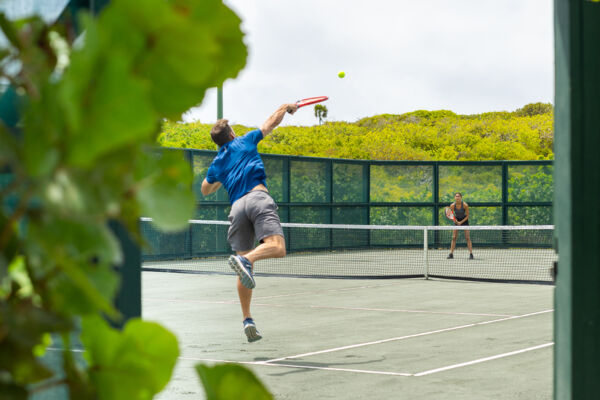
[447,192,474,259]
[200,102,298,342]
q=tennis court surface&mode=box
[145,271,553,399]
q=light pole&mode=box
[217,85,223,119]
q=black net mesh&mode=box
[141,219,555,284]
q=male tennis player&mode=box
[201,103,298,342]
[447,192,474,259]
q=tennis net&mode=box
[140,218,556,284]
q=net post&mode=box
[433,162,440,249]
[364,163,371,247]
[502,162,509,226]
[423,227,429,280]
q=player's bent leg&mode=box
[261,234,286,258]
[245,234,286,264]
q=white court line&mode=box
[143,297,513,318]
[178,356,413,377]
[46,346,552,378]
[44,349,411,377]
[413,342,554,376]
[265,309,553,363]
[305,305,512,318]
[251,303,512,318]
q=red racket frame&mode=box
[296,96,329,108]
[445,207,456,221]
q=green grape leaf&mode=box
[46,260,119,318]
[132,0,247,118]
[196,363,273,400]
[81,316,179,400]
[57,13,99,134]
[0,383,28,400]
[27,219,120,317]
[0,298,71,385]
[31,217,122,267]
[0,0,250,397]
[66,55,157,167]
[135,150,194,231]
[0,13,26,51]
[7,256,33,298]
[21,96,61,178]
[32,333,52,357]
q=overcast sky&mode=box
[0,1,554,128]
[185,0,554,127]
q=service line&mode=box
[413,342,554,376]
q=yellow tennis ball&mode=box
[338,71,345,78]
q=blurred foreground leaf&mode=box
[81,316,179,400]
[0,383,28,400]
[135,149,195,231]
[196,363,273,400]
[0,0,247,398]
[0,298,71,386]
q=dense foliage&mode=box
[0,1,271,399]
[159,103,554,161]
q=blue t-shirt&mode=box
[205,129,267,205]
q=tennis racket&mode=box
[295,96,328,109]
[444,207,455,222]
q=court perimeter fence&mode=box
[140,149,553,262]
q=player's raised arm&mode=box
[260,103,298,137]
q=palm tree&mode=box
[314,104,328,125]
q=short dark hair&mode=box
[455,192,463,197]
[210,119,233,147]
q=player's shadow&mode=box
[253,356,387,377]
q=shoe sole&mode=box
[244,324,262,342]
[229,256,256,289]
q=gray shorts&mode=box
[227,190,284,252]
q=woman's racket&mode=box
[295,96,328,109]
[445,207,455,222]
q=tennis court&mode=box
[145,270,553,399]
